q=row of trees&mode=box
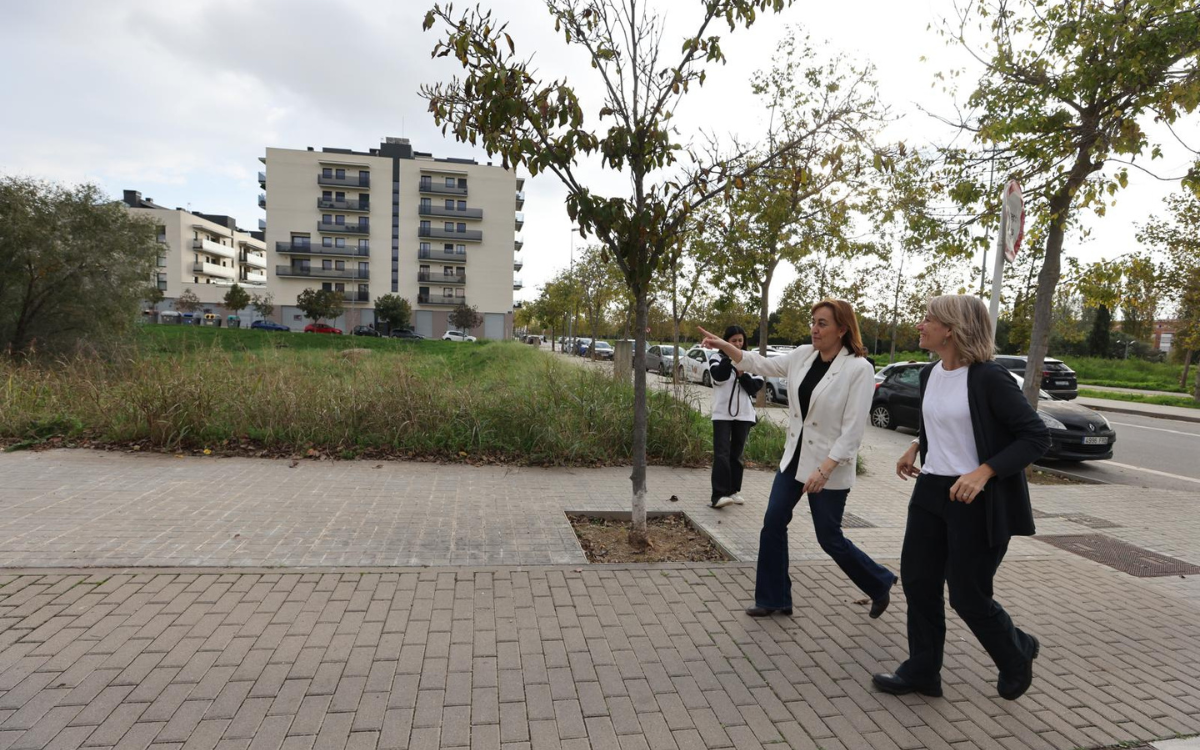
[423,0,1200,545]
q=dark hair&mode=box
[810,299,867,357]
[723,325,748,350]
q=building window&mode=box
[458,178,467,189]
[420,220,430,232]
[322,168,332,178]
[443,288,454,298]
[335,191,345,201]
[335,238,346,248]
[445,199,455,210]
[323,260,333,270]
[444,222,454,232]
[335,260,345,270]
[443,267,453,277]
[292,234,310,247]
[322,282,332,291]
[322,214,332,224]
[335,168,346,179]
[358,170,368,185]
[421,198,431,211]
[445,177,455,188]
[457,200,466,211]
[335,283,345,292]
[358,262,369,274]
[357,218,369,229]
[456,288,465,298]
[457,223,466,233]
[335,215,345,225]
[323,237,333,247]
[157,256,167,268]
[322,191,332,201]
[420,242,431,252]
[358,239,369,250]
[444,243,454,252]
[456,244,466,255]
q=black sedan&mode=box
[870,363,1116,461]
[390,328,425,340]
[352,326,383,337]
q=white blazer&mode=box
[738,345,875,490]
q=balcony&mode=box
[514,213,524,231]
[417,204,483,220]
[513,259,523,271]
[192,238,236,260]
[418,226,482,242]
[516,176,525,191]
[258,193,266,209]
[513,278,524,290]
[241,252,267,269]
[258,171,266,188]
[317,198,371,213]
[258,219,267,231]
[343,290,370,303]
[276,241,370,258]
[243,270,267,285]
[318,173,370,189]
[419,271,466,285]
[192,261,236,280]
[515,191,525,210]
[418,180,467,197]
[514,238,523,252]
[317,221,370,236]
[418,294,466,306]
[275,265,370,280]
[418,248,467,264]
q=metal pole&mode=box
[988,202,1006,332]
[567,225,577,351]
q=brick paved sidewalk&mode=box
[2,558,1199,750]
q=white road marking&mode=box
[1104,461,1200,485]
[1110,421,1200,438]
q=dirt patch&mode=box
[1029,468,1087,485]
[569,513,732,564]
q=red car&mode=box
[303,323,342,334]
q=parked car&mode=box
[351,325,382,337]
[304,323,342,334]
[390,328,424,340]
[994,355,1078,400]
[678,345,720,386]
[573,338,593,356]
[250,320,289,332]
[589,341,614,360]
[762,350,789,405]
[874,360,922,384]
[443,330,477,342]
[646,345,685,376]
[869,363,1115,461]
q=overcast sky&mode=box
[2,0,1195,310]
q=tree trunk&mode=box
[1180,349,1192,390]
[1024,188,1075,407]
[629,290,651,551]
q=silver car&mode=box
[763,350,789,404]
[646,344,685,376]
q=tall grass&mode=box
[1062,356,1185,393]
[1,335,785,466]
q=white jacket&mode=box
[738,345,874,489]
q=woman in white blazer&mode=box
[699,299,896,618]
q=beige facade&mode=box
[123,191,267,322]
[261,138,521,338]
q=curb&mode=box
[1032,464,1109,485]
[1081,401,1200,425]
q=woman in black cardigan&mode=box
[872,295,1050,701]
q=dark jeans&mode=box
[895,473,1037,685]
[711,420,753,504]
[754,454,896,609]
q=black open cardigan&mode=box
[917,360,1052,546]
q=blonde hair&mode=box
[927,295,995,364]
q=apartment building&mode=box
[122,191,267,319]
[260,137,523,338]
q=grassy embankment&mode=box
[1,326,785,465]
[1065,356,1189,394]
[1077,389,1199,410]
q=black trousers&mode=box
[896,474,1036,684]
[711,420,753,504]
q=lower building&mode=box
[123,191,268,325]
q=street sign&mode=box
[1001,180,1025,262]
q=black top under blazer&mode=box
[917,360,1051,547]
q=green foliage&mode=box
[1138,189,1200,370]
[448,302,483,333]
[222,284,251,315]
[1065,356,1186,392]
[144,285,165,308]
[374,294,413,331]
[174,289,202,314]
[0,177,160,354]
[1088,304,1112,358]
[295,288,344,324]
[251,292,274,320]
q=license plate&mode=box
[1083,436,1108,445]
[1054,381,1070,386]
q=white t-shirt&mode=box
[921,362,980,477]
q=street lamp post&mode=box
[568,225,578,353]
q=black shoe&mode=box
[745,606,793,617]
[998,635,1040,701]
[871,672,943,698]
[870,578,896,619]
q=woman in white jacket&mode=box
[699,300,896,618]
[708,325,765,509]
